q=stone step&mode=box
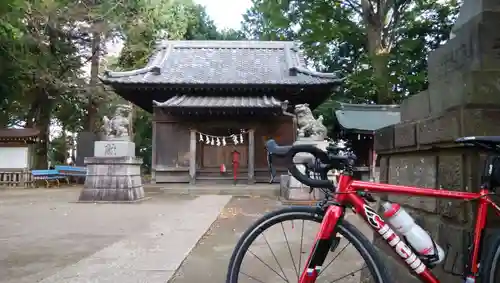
[280,198,319,206]
[287,187,324,201]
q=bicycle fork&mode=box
[299,205,345,283]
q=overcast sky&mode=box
[195,0,251,30]
[107,0,251,56]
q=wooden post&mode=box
[151,121,157,184]
[248,129,255,184]
[189,129,196,184]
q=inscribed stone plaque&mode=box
[94,141,135,157]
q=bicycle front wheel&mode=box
[226,206,391,283]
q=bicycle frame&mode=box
[299,174,500,283]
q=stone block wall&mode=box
[372,92,500,282]
[368,5,500,283]
[368,4,500,281]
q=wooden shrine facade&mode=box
[152,98,296,183]
[101,40,342,184]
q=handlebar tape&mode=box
[285,144,334,189]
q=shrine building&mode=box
[101,40,341,184]
[333,103,400,181]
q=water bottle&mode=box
[382,202,445,265]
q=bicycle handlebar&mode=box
[265,139,355,188]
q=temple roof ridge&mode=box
[101,40,342,85]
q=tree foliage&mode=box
[0,0,245,170]
[243,0,460,106]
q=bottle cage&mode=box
[403,233,440,268]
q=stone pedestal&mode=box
[283,138,333,201]
[78,140,146,202]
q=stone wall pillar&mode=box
[366,2,500,282]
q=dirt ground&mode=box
[0,188,230,283]
[169,196,376,283]
[0,187,378,283]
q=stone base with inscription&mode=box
[78,140,145,202]
[94,140,135,157]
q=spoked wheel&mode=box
[226,206,391,283]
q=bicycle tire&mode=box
[226,206,391,283]
[479,229,500,283]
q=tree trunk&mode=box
[86,29,101,132]
[365,13,392,104]
[25,97,39,128]
[0,114,9,128]
[61,124,68,164]
[129,101,135,141]
[33,89,52,169]
[372,51,391,104]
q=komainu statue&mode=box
[102,104,131,140]
[294,103,327,140]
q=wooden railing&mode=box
[0,170,33,188]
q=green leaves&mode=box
[111,0,247,172]
[242,0,459,131]
[242,0,459,103]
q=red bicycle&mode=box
[226,136,500,283]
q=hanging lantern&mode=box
[222,137,227,146]
[205,136,210,144]
[211,137,215,145]
[199,133,204,142]
[216,137,221,146]
[239,133,244,143]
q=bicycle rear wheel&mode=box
[226,206,391,283]
[480,230,500,283]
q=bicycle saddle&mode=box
[456,136,500,152]
[456,136,500,144]
[265,139,292,157]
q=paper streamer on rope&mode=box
[195,130,248,146]
[231,134,238,145]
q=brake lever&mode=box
[266,152,276,184]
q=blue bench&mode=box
[55,165,86,184]
[55,166,86,177]
[32,169,69,187]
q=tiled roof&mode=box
[334,103,401,133]
[101,40,342,86]
[153,95,283,109]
